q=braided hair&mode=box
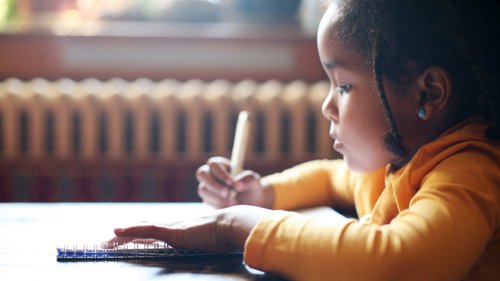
[330,0,500,157]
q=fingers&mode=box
[114,225,166,239]
[104,225,179,247]
[207,158,233,183]
[196,157,234,200]
[101,226,169,249]
[104,216,229,253]
[196,161,233,199]
[233,170,261,192]
[197,183,236,208]
[101,235,136,248]
[195,157,265,208]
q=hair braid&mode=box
[367,0,408,158]
[373,38,408,158]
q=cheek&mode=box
[341,94,387,135]
[350,119,384,149]
[340,95,389,151]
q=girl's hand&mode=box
[102,205,271,252]
[196,157,274,209]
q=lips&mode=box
[329,124,344,152]
[329,132,338,140]
[329,131,343,152]
[329,128,338,141]
[333,139,343,151]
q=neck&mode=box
[389,114,475,172]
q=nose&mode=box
[321,86,339,123]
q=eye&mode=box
[335,84,352,95]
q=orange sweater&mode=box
[244,118,500,281]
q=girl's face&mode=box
[318,3,397,172]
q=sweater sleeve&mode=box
[244,152,499,281]
[263,159,357,210]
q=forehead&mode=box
[317,2,368,70]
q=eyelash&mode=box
[335,84,352,95]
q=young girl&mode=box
[106,0,500,280]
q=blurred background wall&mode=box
[0,0,336,202]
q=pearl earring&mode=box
[418,108,426,119]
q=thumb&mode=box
[233,170,261,192]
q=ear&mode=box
[415,66,453,120]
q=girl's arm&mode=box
[244,153,499,281]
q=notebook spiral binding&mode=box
[57,242,242,261]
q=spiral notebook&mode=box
[57,242,242,261]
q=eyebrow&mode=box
[322,59,343,70]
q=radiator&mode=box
[0,78,335,202]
